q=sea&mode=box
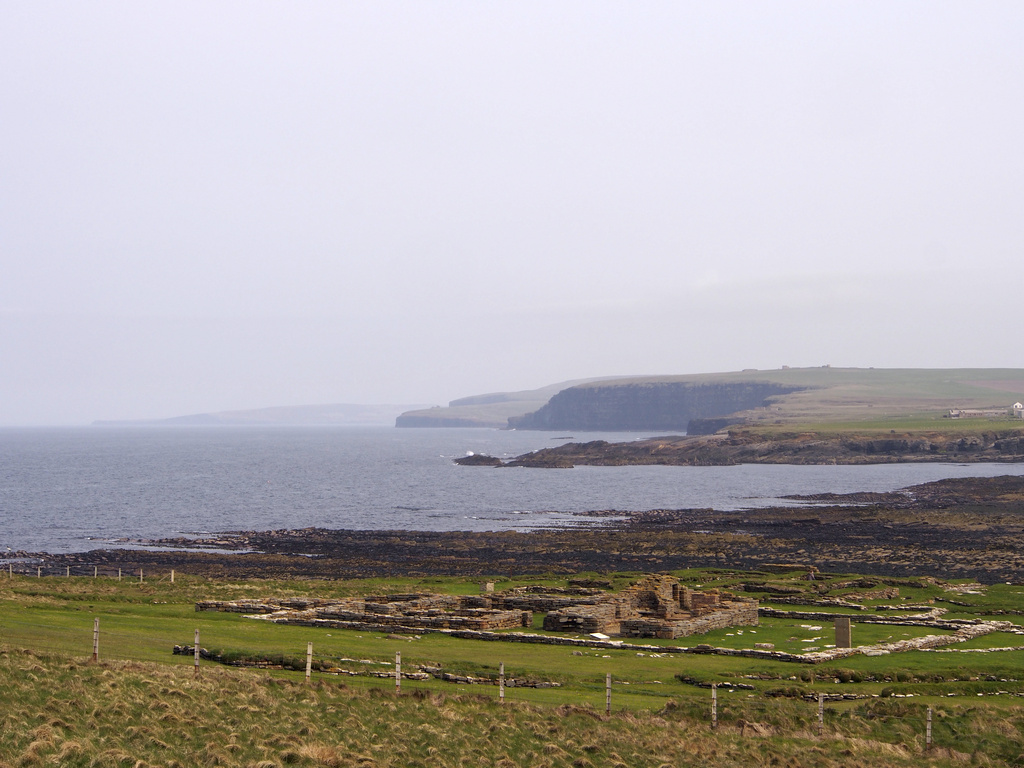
[2,426,1024,555]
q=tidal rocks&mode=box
[503,429,1024,467]
[453,453,504,466]
[20,476,1024,585]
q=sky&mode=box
[2,2,1022,425]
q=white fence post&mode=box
[817,692,824,737]
[305,642,313,684]
[395,652,401,693]
[92,618,99,662]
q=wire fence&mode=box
[4,563,175,580]
[0,612,980,755]
[1,569,1013,756]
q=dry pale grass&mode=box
[0,649,1019,768]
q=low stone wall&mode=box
[171,645,561,687]
[491,586,608,613]
[763,597,868,610]
[759,607,950,624]
[620,602,760,639]
[497,594,607,612]
[226,614,1015,666]
[543,603,619,634]
[567,578,613,589]
[843,587,900,601]
[198,595,533,631]
[196,598,364,614]
[264,607,531,632]
[543,595,758,639]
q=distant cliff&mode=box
[394,411,508,428]
[507,381,804,432]
[95,403,428,427]
[403,367,1024,431]
[395,378,611,428]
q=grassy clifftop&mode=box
[556,368,1024,430]
[400,368,1024,431]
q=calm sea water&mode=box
[2,426,1024,554]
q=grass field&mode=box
[2,568,1023,766]
[399,368,1024,430]
[578,367,1024,429]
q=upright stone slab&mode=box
[835,617,852,648]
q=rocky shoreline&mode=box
[12,476,1024,585]
[462,429,1024,468]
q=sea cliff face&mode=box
[507,381,804,431]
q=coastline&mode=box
[489,429,1024,467]
[13,476,1024,585]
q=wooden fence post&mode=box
[606,673,612,715]
[711,684,718,730]
[171,570,175,583]
[305,642,313,684]
[926,708,932,751]
[118,568,122,582]
[395,652,401,693]
[66,566,70,577]
[499,662,505,705]
[94,566,97,578]
[194,629,200,677]
[139,569,144,584]
[37,566,41,578]
[92,618,99,662]
[817,692,824,737]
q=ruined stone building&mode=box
[196,575,758,639]
[196,592,532,631]
[542,575,758,639]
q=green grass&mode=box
[2,569,1024,765]
[746,418,1024,435]
[579,366,1024,427]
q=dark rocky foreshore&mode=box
[18,476,1024,585]
[479,429,1024,467]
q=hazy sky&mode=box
[2,2,1022,425]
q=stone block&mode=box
[835,617,852,648]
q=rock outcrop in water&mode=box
[508,381,804,431]
[502,429,1024,467]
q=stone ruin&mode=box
[542,575,758,639]
[195,575,758,639]
[196,592,532,632]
